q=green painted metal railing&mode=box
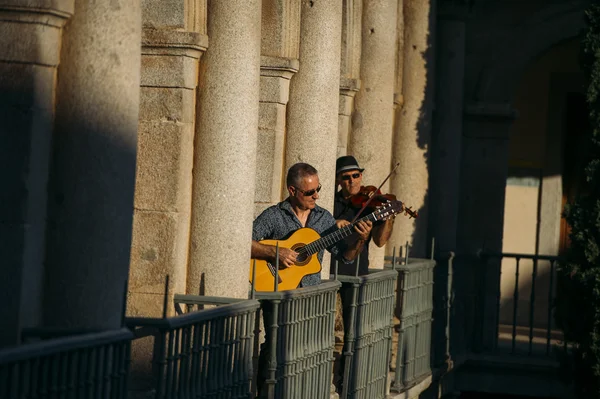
[255,280,341,399]
[126,298,260,399]
[0,328,132,398]
[386,257,435,391]
[336,269,398,399]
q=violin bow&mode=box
[350,162,401,224]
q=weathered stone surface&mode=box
[141,54,200,89]
[286,0,343,278]
[188,0,261,299]
[261,0,301,59]
[255,105,286,204]
[0,3,73,347]
[129,210,189,294]
[139,87,196,123]
[142,0,185,29]
[134,121,194,212]
[44,0,141,330]
[389,0,433,258]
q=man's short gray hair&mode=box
[286,163,318,187]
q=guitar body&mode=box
[249,227,323,292]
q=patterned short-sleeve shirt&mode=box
[252,199,347,287]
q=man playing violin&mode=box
[251,162,373,287]
[332,155,395,276]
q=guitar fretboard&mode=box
[298,213,378,256]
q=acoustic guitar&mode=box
[249,200,412,292]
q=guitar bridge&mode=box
[267,263,283,284]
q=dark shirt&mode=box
[252,199,347,287]
[332,191,383,276]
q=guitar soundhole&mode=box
[292,244,310,266]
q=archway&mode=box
[499,37,584,350]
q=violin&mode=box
[350,185,418,220]
[350,185,397,209]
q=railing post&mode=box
[266,299,280,399]
[341,282,359,399]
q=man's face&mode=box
[289,174,321,210]
[337,169,363,197]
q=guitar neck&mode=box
[303,213,378,256]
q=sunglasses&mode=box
[294,184,322,197]
[341,172,362,181]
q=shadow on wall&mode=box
[392,0,436,259]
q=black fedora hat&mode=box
[336,155,364,175]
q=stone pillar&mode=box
[429,9,466,253]
[127,4,208,319]
[389,0,436,258]
[255,56,299,216]
[0,0,73,347]
[188,0,261,298]
[286,0,343,279]
[44,0,142,329]
[338,0,362,157]
[348,0,398,269]
[255,0,301,216]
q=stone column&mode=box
[348,0,398,269]
[389,0,436,258]
[429,8,466,253]
[338,0,362,157]
[0,0,73,347]
[255,56,299,216]
[286,0,343,279]
[188,0,261,298]
[255,0,301,216]
[44,0,142,329]
[127,4,208,319]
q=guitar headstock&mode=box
[373,200,404,221]
[373,200,418,221]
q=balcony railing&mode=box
[386,256,436,392]
[336,268,398,399]
[479,250,564,357]
[0,328,132,399]
[175,280,341,399]
[125,298,261,399]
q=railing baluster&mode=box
[512,257,520,354]
[529,257,538,355]
[546,260,556,356]
[495,255,502,351]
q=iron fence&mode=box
[0,328,132,399]
[385,257,435,392]
[336,269,398,399]
[479,251,562,357]
[253,280,341,399]
[125,298,260,399]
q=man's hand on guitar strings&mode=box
[276,247,298,269]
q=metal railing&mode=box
[386,256,435,392]
[479,251,562,357]
[253,280,341,399]
[336,269,398,399]
[0,328,132,399]
[126,298,261,399]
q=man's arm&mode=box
[372,218,394,247]
[340,220,373,261]
[251,240,298,268]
